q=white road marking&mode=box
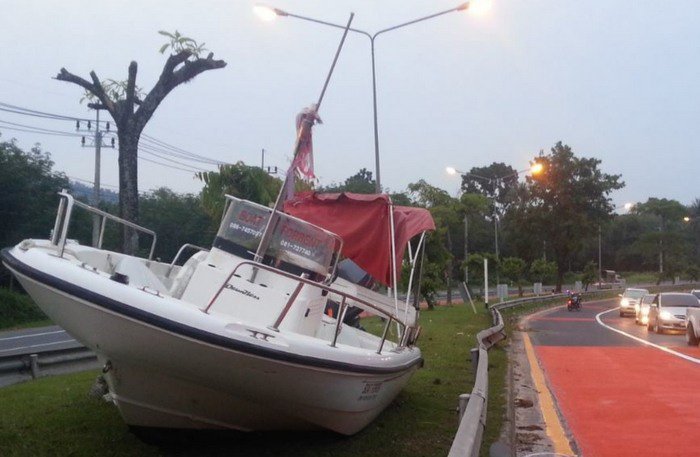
[595,308,700,365]
[0,339,77,354]
[0,329,67,341]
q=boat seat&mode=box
[114,256,168,294]
[169,251,208,299]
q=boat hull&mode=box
[2,246,421,435]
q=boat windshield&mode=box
[214,197,339,277]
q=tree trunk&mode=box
[118,130,140,255]
[555,256,566,293]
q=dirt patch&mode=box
[514,398,534,408]
[496,327,568,456]
[517,425,543,431]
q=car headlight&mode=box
[659,310,673,320]
[635,304,640,312]
[621,298,629,307]
[641,307,649,317]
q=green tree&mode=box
[407,179,453,208]
[633,198,690,274]
[197,162,282,221]
[581,261,597,291]
[529,258,557,285]
[500,256,527,296]
[686,264,700,282]
[318,168,376,194]
[56,31,226,254]
[465,252,499,288]
[0,139,69,285]
[0,139,69,249]
[460,162,518,215]
[139,188,215,262]
[509,142,624,291]
[402,180,455,308]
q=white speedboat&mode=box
[2,190,434,435]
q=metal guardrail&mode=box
[0,346,97,386]
[447,282,700,456]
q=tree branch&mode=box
[123,61,138,122]
[160,50,193,83]
[134,53,226,133]
[54,68,117,118]
[55,68,93,92]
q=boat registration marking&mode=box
[358,381,383,401]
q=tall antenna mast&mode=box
[254,12,355,262]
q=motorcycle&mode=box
[567,293,582,312]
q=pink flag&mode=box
[285,104,322,199]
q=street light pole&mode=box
[447,163,544,284]
[598,202,633,286]
[257,3,469,193]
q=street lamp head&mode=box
[530,162,544,175]
[468,0,493,16]
[684,216,691,222]
[456,2,470,11]
[446,166,459,176]
[253,4,286,21]
[624,202,633,211]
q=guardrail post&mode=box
[470,347,479,373]
[458,393,471,421]
[29,354,39,379]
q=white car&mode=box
[691,289,700,302]
[648,292,700,334]
[619,288,649,317]
[635,294,656,326]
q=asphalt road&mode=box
[0,325,82,357]
[527,297,700,457]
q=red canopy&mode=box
[284,192,435,287]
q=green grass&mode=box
[620,271,659,285]
[0,305,493,457]
[0,287,49,330]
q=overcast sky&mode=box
[1,0,698,207]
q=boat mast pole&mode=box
[254,13,355,263]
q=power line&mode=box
[67,175,119,189]
[141,133,227,165]
[139,155,204,173]
[0,102,95,123]
[139,137,223,166]
[138,144,210,172]
[0,119,82,137]
[0,101,227,166]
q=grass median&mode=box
[0,303,496,457]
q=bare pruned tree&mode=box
[56,31,226,254]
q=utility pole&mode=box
[494,212,499,286]
[598,224,602,284]
[463,215,468,284]
[79,103,115,246]
[261,148,265,170]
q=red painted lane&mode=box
[668,346,700,358]
[536,345,700,457]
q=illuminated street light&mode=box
[257,3,478,193]
[253,5,280,21]
[446,160,541,285]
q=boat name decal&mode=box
[225,284,260,300]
